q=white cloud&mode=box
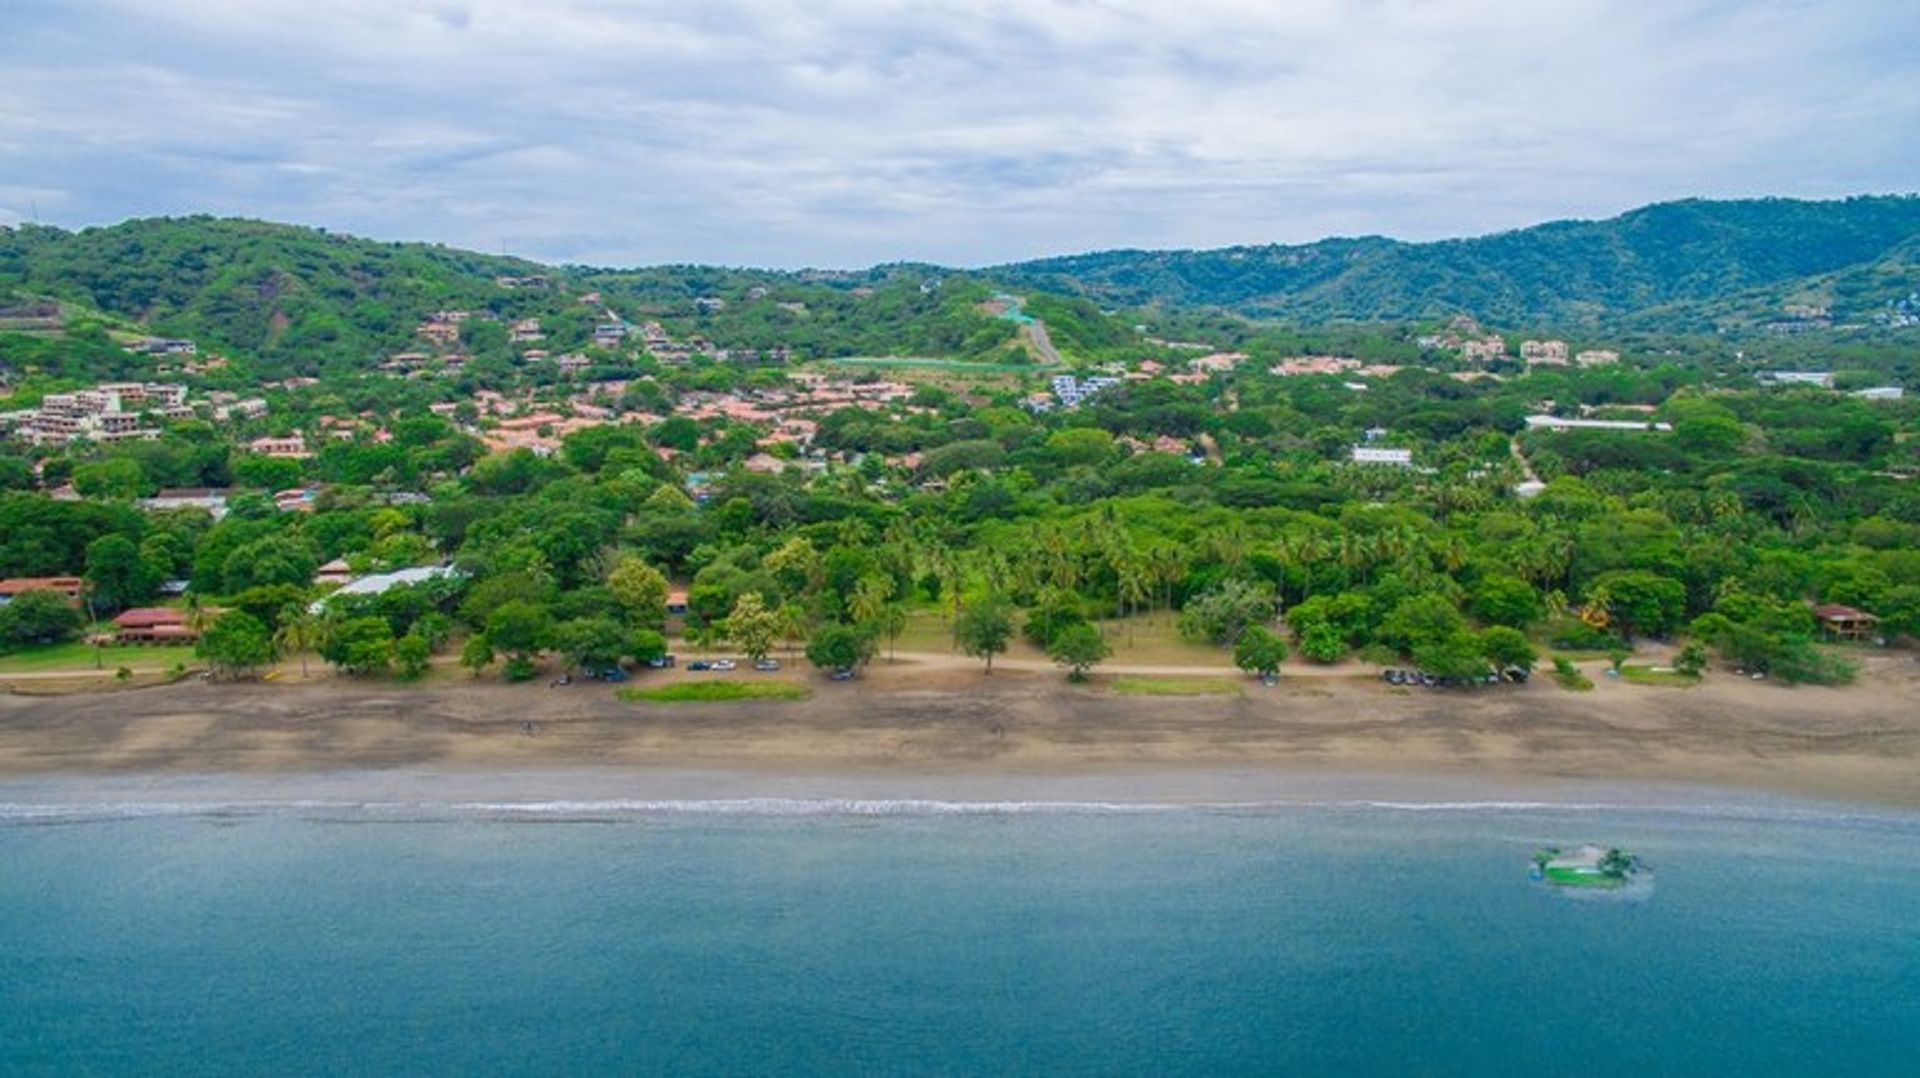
[1,0,1914,265]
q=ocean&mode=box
[2,797,1916,1075]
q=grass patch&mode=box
[618,681,810,703]
[1,670,187,695]
[1550,656,1595,692]
[0,641,196,674]
[1108,676,1242,697]
[1620,664,1700,688]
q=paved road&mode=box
[1025,320,1063,366]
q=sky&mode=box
[1,0,1916,269]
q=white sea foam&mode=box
[2,796,1914,827]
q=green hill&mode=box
[4,196,1917,379]
[0,219,1038,375]
[991,196,1920,328]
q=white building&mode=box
[1760,371,1835,388]
[1049,375,1121,409]
[1351,446,1413,466]
[311,565,465,613]
[1524,415,1672,432]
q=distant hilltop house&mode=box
[1575,349,1620,367]
[1520,339,1570,366]
[493,274,550,289]
[1187,352,1247,373]
[1461,336,1508,363]
[1851,386,1905,400]
[1,382,190,446]
[1047,375,1121,410]
[212,397,269,422]
[417,318,462,346]
[126,337,197,357]
[1350,446,1413,466]
[1524,415,1672,433]
[140,488,231,519]
[1759,371,1835,388]
[246,434,311,459]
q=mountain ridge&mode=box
[990,195,1920,326]
[3,195,1918,373]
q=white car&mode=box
[753,659,780,672]
[710,659,738,672]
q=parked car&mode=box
[754,659,780,672]
[710,659,738,672]
[829,668,854,681]
[646,654,677,669]
[588,667,629,683]
[685,660,713,671]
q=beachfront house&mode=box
[308,565,465,614]
[0,577,85,607]
[112,607,201,644]
[1812,603,1880,643]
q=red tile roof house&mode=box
[112,607,202,644]
[0,577,85,605]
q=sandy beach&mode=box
[3,652,1918,810]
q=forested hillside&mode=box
[0,220,1033,376]
[5,196,1919,378]
[994,196,1920,328]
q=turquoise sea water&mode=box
[3,800,1917,1075]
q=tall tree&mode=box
[850,574,891,626]
[605,554,670,628]
[726,592,782,663]
[1233,625,1289,679]
[198,611,274,680]
[955,597,1014,674]
[1047,622,1110,682]
[83,534,155,614]
[272,604,321,678]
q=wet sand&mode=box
[3,653,1918,809]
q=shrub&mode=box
[502,654,538,682]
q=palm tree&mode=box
[776,601,808,659]
[877,603,908,662]
[850,574,891,626]
[1208,521,1250,572]
[1148,544,1187,624]
[1115,551,1152,626]
[182,593,213,636]
[274,605,321,678]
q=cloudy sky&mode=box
[2,1,1915,268]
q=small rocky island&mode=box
[1531,845,1642,889]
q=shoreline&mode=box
[4,766,1916,824]
[5,653,1919,812]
